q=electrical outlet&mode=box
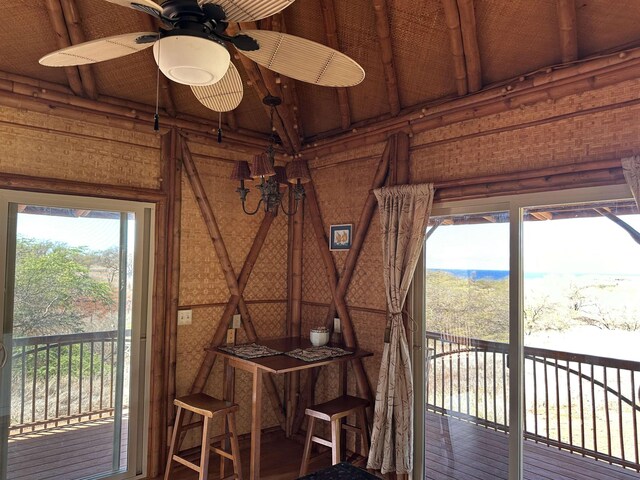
[226,328,236,345]
[232,314,242,329]
[177,309,192,326]
[334,317,341,333]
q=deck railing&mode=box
[9,330,129,435]
[426,331,640,471]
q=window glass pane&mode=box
[523,199,640,478]
[424,211,510,479]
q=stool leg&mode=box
[299,416,316,476]
[220,414,229,480]
[199,417,212,480]
[358,407,370,458]
[164,406,185,480]
[228,411,243,480]
[331,418,341,465]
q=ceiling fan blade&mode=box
[39,32,158,67]
[239,30,365,87]
[227,34,259,52]
[191,62,244,112]
[103,0,163,14]
[199,0,295,22]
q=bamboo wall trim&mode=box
[456,0,482,92]
[0,172,165,202]
[179,300,287,309]
[301,300,386,316]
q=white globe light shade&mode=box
[153,35,230,86]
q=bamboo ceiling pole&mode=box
[441,0,469,96]
[59,0,98,100]
[557,0,578,63]
[372,0,401,116]
[456,0,482,92]
[43,0,85,97]
[320,0,352,129]
[181,140,240,297]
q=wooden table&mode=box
[208,337,373,480]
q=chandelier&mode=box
[230,95,310,216]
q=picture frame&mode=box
[329,224,353,251]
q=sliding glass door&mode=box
[0,192,152,480]
[418,185,640,480]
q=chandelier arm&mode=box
[242,198,263,216]
[279,194,298,216]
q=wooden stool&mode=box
[299,395,370,476]
[164,393,242,480]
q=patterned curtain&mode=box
[367,183,434,475]
[622,156,640,208]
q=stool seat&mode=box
[165,393,242,480]
[174,393,238,418]
[300,395,370,476]
[305,395,369,422]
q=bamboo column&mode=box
[163,130,181,449]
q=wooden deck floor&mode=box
[7,412,640,479]
[426,411,640,480]
[7,416,128,480]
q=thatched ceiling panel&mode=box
[0,3,68,85]
[577,0,640,56]
[476,0,560,85]
[390,0,457,106]
[333,0,389,124]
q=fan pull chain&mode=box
[217,112,223,143]
[154,36,161,132]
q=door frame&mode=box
[0,190,154,480]
[413,183,634,480]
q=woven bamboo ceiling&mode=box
[4,0,640,150]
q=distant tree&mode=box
[568,282,640,331]
[13,237,114,337]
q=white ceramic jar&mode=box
[310,327,330,346]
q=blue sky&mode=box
[425,214,640,275]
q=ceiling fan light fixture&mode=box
[153,35,230,86]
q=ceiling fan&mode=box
[39,0,365,113]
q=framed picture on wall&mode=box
[329,224,353,250]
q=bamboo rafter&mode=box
[457,0,482,92]
[372,0,401,116]
[320,0,352,129]
[43,0,85,97]
[441,0,469,96]
[557,0,579,63]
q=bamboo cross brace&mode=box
[181,139,285,427]
[292,141,391,433]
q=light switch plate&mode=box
[226,328,236,345]
[232,314,242,329]
[333,317,341,333]
[178,309,192,325]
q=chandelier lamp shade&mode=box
[231,95,309,216]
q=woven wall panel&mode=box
[577,0,640,57]
[301,213,333,306]
[0,107,161,188]
[309,143,386,170]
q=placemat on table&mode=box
[286,346,353,362]
[219,343,282,359]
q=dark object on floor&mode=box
[297,462,378,479]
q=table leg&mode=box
[250,367,263,480]
[221,358,235,479]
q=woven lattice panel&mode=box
[242,211,288,301]
[410,79,640,184]
[0,4,67,85]
[577,0,640,57]
[0,106,161,188]
[476,0,560,85]
[301,212,333,305]
[390,0,457,106]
